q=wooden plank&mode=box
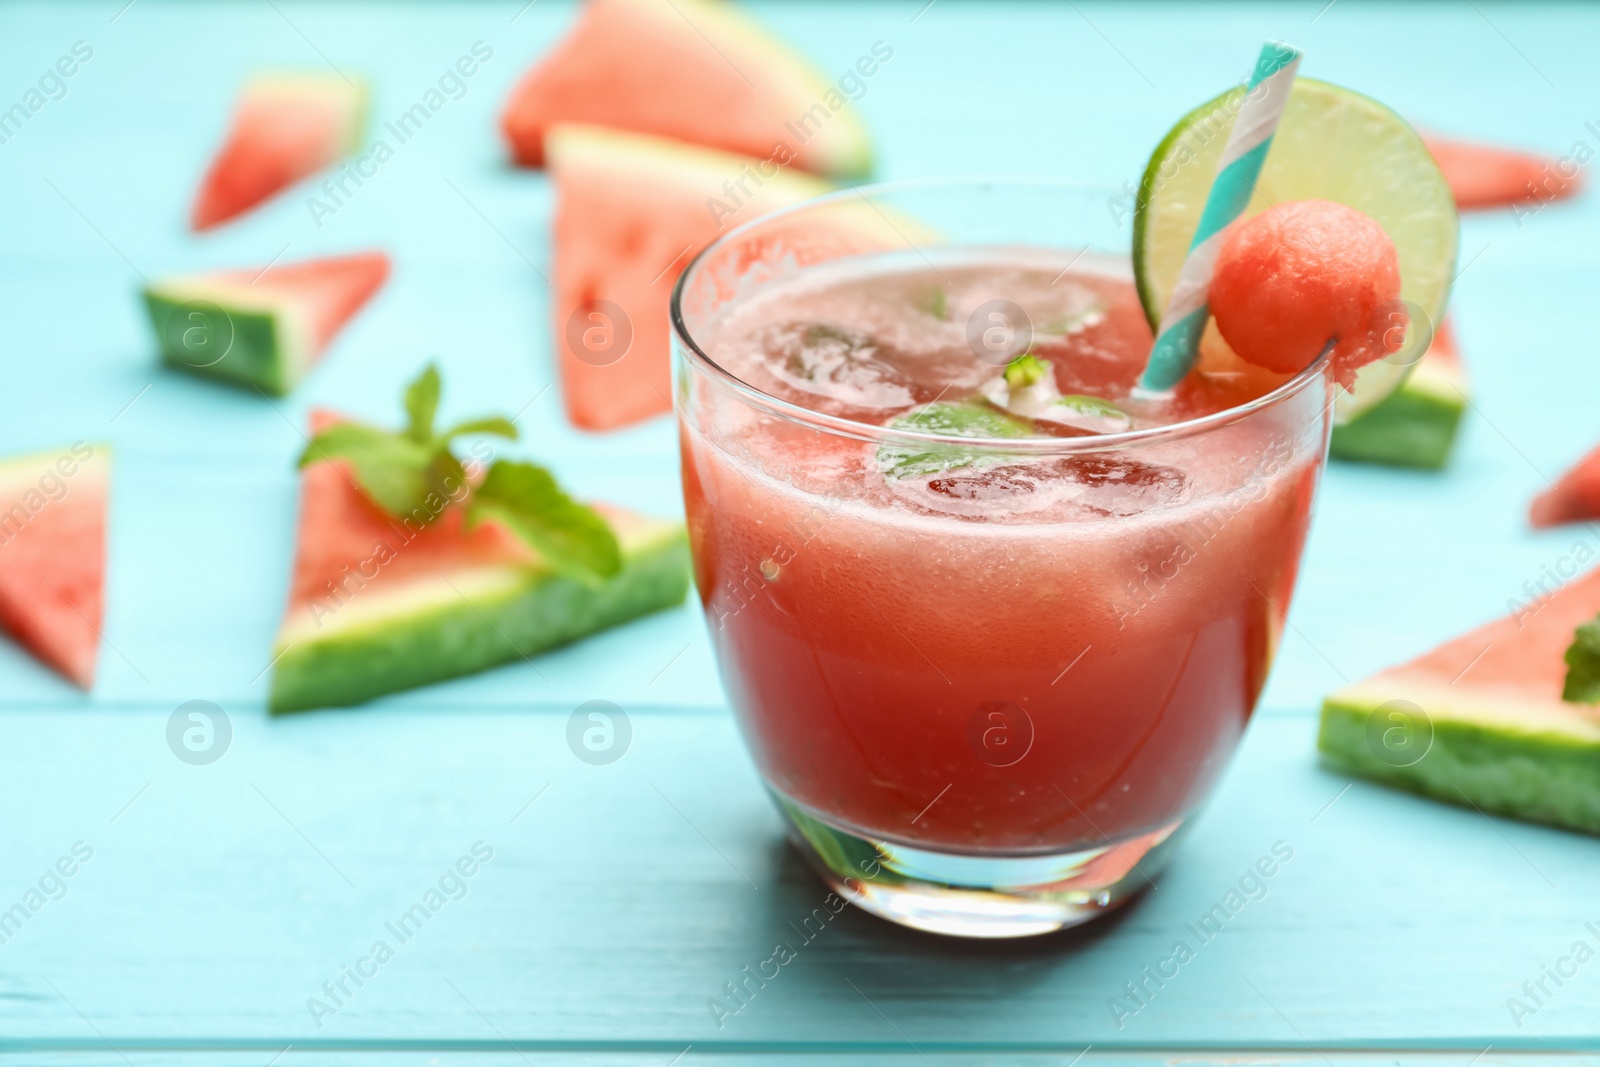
[0,710,1596,1048]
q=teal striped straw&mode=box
[1138,41,1304,393]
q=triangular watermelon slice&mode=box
[193,72,367,231]
[1320,564,1600,834]
[145,251,389,396]
[1530,440,1600,529]
[1329,318,1468,469]
[268,411,690,712]
[548,124,829,430]
[501,0,872,176]
[0,443,109,688]
[1423,134,1582,211]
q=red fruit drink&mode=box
[673,185,1334,936]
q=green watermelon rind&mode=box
[268,519,691,713]
[1328,353,1468,470]
[1318,686,1600,835]
[144,286,305,397]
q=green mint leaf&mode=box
[876,401,1032,480]
[301,370,566,541]
[916,287,948,320]
[1563,616,1600,703]
[425,450,471,514]
[465,460,622,585]
[443,416,519,441]
[1049,394,1132,433]
[404,364,442,444]
[299,423,439,517]
[1004,354,1051,390]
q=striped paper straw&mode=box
[1137,40,1304,393]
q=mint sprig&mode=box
[298,364,621,585]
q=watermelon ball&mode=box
[1208,199,1402,388]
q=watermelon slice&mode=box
[548,124,829,430]
[145,251,389,396]
[501,0,872,177]
[1530,440,1600,529]
[1329,318,1468,469]
[268,411,691,712]
[0,443,109,688]
[1423,134,1582,211]
[193,72,367,231]
[1320,564,1600,834]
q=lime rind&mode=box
[1133,77,1459,422]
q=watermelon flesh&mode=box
[502,0,872,177]
[269,411,691,711]
[1531,440,1600,529]
[1329,318,1468,470]
[193,73,366,231]
[0,444,109,688]
[1320,564,1600,834]
[145,251,389,396]
[548,124,828,430]
[1423,135,1581,211]
[1208,200,1401,387]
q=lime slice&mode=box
[1132,77,1458,421]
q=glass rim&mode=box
[669,176,1332,454]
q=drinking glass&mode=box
[672,179,1333,938]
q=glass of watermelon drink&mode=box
[672,180,1335,938]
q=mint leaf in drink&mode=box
[915,286,948,321]
[466,460,622,586]
[893,400,1034,441]
[1049,394,1133,434]
[877,400,1032,480]
[1003,353,1051,390]
[984,354,1131,434]
[1563,617,1600,703]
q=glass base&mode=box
[774,792,1187,939]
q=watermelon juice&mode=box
[672,182,1335,936]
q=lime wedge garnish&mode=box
[1133,77,1458,421]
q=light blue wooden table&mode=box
[2,1,1598,1062]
